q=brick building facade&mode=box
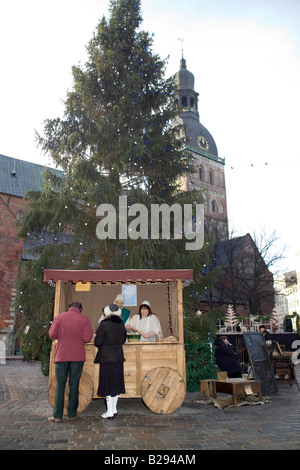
[0,154,61,354]
[0,194,25,352]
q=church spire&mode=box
[173,56,228,240]
[174,55,197,112]
[180,55,187,70]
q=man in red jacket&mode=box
[48,301,94,423]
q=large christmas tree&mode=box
[15,0,218,365]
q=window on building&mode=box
[182,96,187,107]
[199,166,203,181]
[16,209,25,219]
[209,170,214,185]
[212,200,217,213]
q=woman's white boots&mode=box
[101,395,119,419]
[112,395,119,416]
[101,396,114,419]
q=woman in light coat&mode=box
[125,301,162,342]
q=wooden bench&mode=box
[199,380,215,397]
[199,372,228,397]
[212,379,262,406]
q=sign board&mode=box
[75,282,91,292]
[243,332,277,395]
[122,285,137,306]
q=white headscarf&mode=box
[104,304,122,317]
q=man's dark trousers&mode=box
[54,361,84,419]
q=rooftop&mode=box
[0,153,63,198]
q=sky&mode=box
[1,0,300,274]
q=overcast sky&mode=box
[1,0,300,274]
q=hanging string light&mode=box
[227,158,300,171]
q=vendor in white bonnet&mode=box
[114,294,125,308]
[125,300,162,342]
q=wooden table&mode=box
[212,379,262,405]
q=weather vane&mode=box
[178,37,184,56]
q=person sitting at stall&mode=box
[125,301,162,342]
[98,294,130,324]
[259,324,271,342]
[214,336,242,378]
[259,324,275,355]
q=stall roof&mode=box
[43,269,193,284]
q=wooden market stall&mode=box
[44,269,193,414]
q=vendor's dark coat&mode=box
[262,329,271,341]
[214,339,241,374]
[94,315,127,364]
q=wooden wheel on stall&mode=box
[141,366,185,415]
[48,370,94,415]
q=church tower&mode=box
[174,56,228,241]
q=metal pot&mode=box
[127,333,141,342]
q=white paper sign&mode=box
[122,285,137,306]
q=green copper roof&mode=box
[0,154,63,198]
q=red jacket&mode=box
[48,307,94,362]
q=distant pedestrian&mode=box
[48,301,94,423]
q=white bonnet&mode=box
[114,294,125,303]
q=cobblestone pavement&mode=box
[0,360,300,452]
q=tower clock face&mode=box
[197,135,209,151]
